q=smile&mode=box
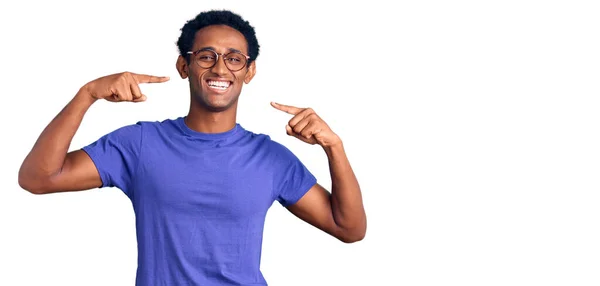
[207,80,231,91]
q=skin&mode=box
[18,24,366,243]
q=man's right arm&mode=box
[18,72,169,194]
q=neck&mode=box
[185,100,238,133]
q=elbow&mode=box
[334,216,367,243]
[337,224,367,244]
[18,170,50,195]
[18,178,45,195]
[340,230,366,244]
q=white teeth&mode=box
[208,80,230,90]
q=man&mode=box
[18,9,366,285]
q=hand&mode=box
[271,102,341,148]
[82,72,170,103]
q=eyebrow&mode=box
[197,46,244,54]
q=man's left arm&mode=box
[271,102,367,243]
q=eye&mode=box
[225,53,245,65]
[195,51,217,62]
[198,55,216,61]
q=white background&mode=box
[1,0,599,285]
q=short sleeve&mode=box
[272,143,318,207]
[81,123,142,197]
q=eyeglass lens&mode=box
[193,50,247,71]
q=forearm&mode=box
[19,88,96,188]
[325,141,367,241]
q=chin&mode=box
[194,95,236,112]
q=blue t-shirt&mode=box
[82,117,317,286]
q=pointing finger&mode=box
[132,73,170,84]
[271,102,303,115]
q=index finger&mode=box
[271,102,303,115]
[132,73,170,84]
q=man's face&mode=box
[178,24,256,112]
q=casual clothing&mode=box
[82,117,317,286]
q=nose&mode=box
[210,53,230,75]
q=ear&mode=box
[244,61,256,84]
[176,55,189,79]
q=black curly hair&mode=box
[176,10,260,65]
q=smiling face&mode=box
[177,24,256,112]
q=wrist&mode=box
[323,136,343,154]
[76,86,98,106]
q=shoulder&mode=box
[236,127,297,159]
[122,117,184,137]
[92,117,183,144]
[135,117,178,130]
[265,138,294,157]
[259,135,301,164]
[105,118,166,133]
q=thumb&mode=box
[285,124,294,136]
[132,94,147,102]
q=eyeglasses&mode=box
[186,49,250,72]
